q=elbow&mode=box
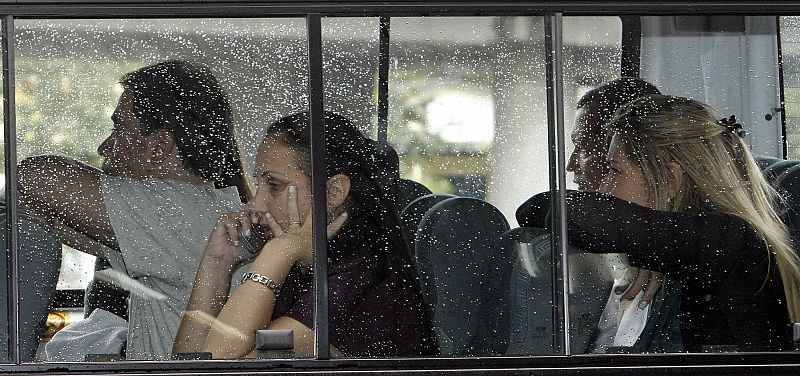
[203,331,255,360]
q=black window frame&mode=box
[1,1,800,375]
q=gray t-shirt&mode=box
[101,176,241,360]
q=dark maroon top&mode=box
[273,214,436,357]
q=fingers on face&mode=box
[219,214,241,246]
[326,212,348,238]
[263,212,283,236]
[287,185,300,227]
[237,211,252,236]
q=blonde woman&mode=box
[518,94,800,352]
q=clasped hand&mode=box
[615,266,664,309]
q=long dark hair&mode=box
[266,112,405,260]
[121,60,250,202]
[266,111,438,354]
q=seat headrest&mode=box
[754,155,782,171]
[775,163,800,207]
[397,179,433,213]
[763,159,800,185]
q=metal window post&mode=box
[377,16,390,143]
[2,14,19,365]
[544,12,570,356]
[306,13,330,360]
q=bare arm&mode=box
[18,155,119,255]
[175,197,347,359]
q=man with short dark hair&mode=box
[567,77,661,191]
[18,60,248,360]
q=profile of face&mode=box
[599,135,652,208]
[97,91,156,178]
[250,136,314,231]
[567,103,609,192]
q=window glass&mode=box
[14,18,310,362]
[387,16,559,357]
[781,16,800,158]
[561,16,626,355]
[0,29,7,364]
[564,15,795,355]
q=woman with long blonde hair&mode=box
[518,94,800,351]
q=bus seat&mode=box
[397,179,434,214]
[415,197,509,356]
[0,206,62,362]
[400,194,456,254]
[497,227,619,355]
[753,155,781,171]
[774,163,800,238]
[762,159,800,185]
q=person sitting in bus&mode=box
[172,111,438,359]
[17,60,248,360]
[569,77,664,308]
[568,77,680,352]
[518,94,799,352]
[569,77,660,192]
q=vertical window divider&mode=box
[306,12,331,361]
[377,16,390,143]
[1,14,19,365]
[544,12,571,356]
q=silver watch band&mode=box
[240,272,281,295]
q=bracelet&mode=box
[240,272,281,295]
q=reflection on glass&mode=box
[388,16,553,357]
[13,18,311,362]
[780,16,800,158]
[521,94,799,353]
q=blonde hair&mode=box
[606,94,800,323]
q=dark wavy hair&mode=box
[577,76,661,132]
[265,111,438,355]
[121,60,250,202]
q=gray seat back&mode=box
[762,159,800,185]
[498,227,619,355]
[400,194,456,254]
[0,207,61,362]
[415,197,509,356]
[754,155,781,171]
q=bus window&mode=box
[780,16,800,158]
[550,14,795,356]
[13,17,312,362]
[380,15,619,357]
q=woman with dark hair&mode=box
[174,111,437,358]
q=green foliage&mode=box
[0,59,143,171]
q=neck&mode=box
[149,156,214,187]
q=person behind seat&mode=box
[173,111,438,359]
[518,94,800,351]
[17,60,248,359]
[568,77,670,350]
